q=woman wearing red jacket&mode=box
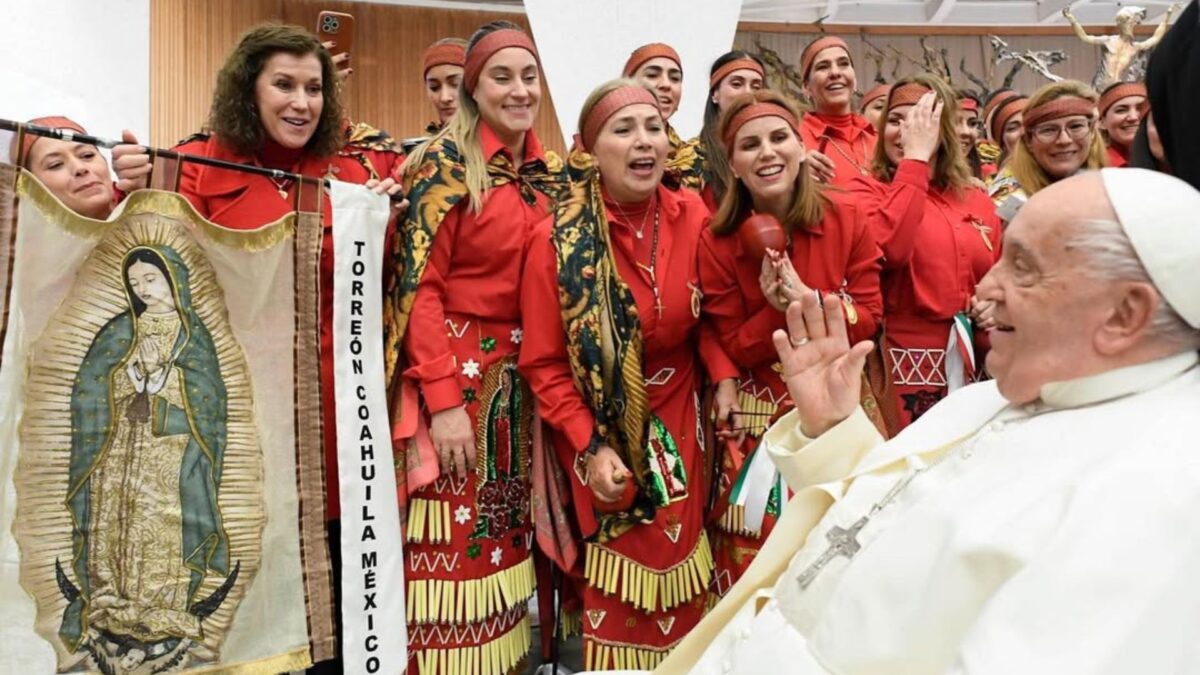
[845,74,1002,428]
[520,79,739,670]
[698,89,884,596]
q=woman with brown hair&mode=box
[111,25,403,673]
[519,79,738,670]
[845,74,1002,429]
[1098,81,1147,168]
[797,36,877,186]
[112,23,401,519]
[698,89,884,596]
[388,20,568,673]
[989,80,1106,211]
[623,42,706,188]
[421,37,467,134]
[695,50,766,210]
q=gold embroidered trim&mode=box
[584,530,714,614]
[413,612,531,675]
[717,503,765,537]
[584,635,683,672]
[17,170,297,252]
[187,644,311,674]
[407,555,535,625]
[407,497,453,544]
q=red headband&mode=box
[1099,82,1147,117]
[423,42,466,77]
[801,36,851,80]
[859,83,890,111]
[723,102,800,150]
[579,86,660,152]
[1021,95,1096,130]
[959,96,980,113]
[983,91,1019,125]
[463,29,540,93]
[15,116,87,167]
[990,97,1027,142]
[888,83,933,111]
[710,58,764,89]
[623,43,681,77]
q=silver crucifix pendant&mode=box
[796,516,869,590]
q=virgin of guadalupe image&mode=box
[57,244,238,672]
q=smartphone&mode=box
[316,11,355,58]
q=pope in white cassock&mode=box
[644,168,1200,675]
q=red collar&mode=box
[190,135,336,199]
[479,120,546,166]
[805,112,875,140]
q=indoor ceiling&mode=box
[367,0,1182,26]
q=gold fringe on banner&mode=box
[583,531,714,614]
[414,613,531,675]
[717,503,764,538]
[407,556,536,624]
[407,497,453,545]
[584,636,681,672]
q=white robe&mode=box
[655,351,1200,675]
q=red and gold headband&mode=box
[859,83,890,111]
[579,86,660,152]
[423,42,466,77]
[1021,95,1096,130]
[888,82,934,111]
[710,58,764,90]
[990,96,1027,142]
[463,29,540,93]
[959,96,980,113]
[623,43,681,77]
[723,102,800,150]
[801,36,851,80]
[1099,82,1147,117]
[14,116,87,167]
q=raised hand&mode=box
[901,92,943,163]
[771,292,875,437]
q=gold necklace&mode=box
[611,194,656,239]
[823,134,870,176]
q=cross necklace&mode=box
[633,205,664,317]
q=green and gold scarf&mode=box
[666,125,705,191]
[552,149,672,541]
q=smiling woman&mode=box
[797,36,877,187]
[15,116,115,220]
[699,89,887,600]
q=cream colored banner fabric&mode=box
[0,168,330,674]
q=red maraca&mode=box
[739,212,786,258]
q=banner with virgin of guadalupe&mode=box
[0,164,335,674]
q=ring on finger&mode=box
[791,336,811,347]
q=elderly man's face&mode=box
[978,175,1120,404]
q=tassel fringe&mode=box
[584,636,677,671]
[559,609,582,639]
[583,531,714,614]
[413,612,532,675]
[407,556,536,625]
[716,503,764,538]
[407,497,453,545]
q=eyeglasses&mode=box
[1029,117,1094,144]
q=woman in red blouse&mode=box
[845,74,1002,428]
[698,90,884,597]
[389,21,567,674]
[1098,81,1147,168]
[797,36,877,186]
[519,80,738,671]
[111,25,403,674]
